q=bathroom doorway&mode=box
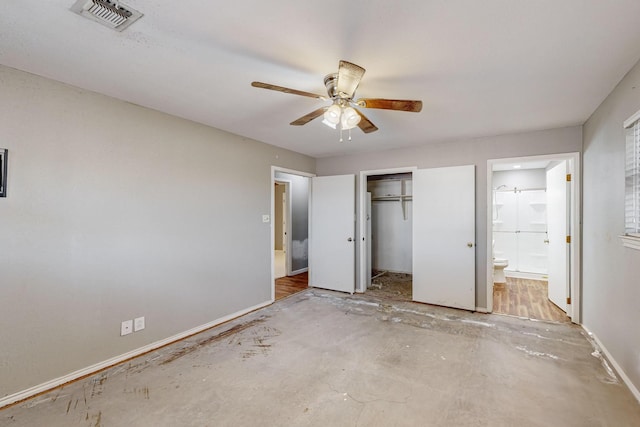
[271,167,313,301]
[358,167,415,301]
[486,153,581,323]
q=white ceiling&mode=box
[3,1,640,158]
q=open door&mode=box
[365,192,372,291]
[546,161,569,312]
[413,165,475,310]
[309,175,356,293]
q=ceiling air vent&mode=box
[71,0,142,32]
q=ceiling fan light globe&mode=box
[341,107,361,130]
[323,104,341,125]
[322,118,338,129]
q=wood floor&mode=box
[493,277,570,323]
[275,272,308,300]
[277,272,568,323]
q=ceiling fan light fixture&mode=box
[341,107,361,130]
[322,118,338,129]
[322,104,341,128]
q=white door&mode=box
[546,161,569,312]
[413,165,476,310]
[365,192,372,290]
[309,175,356,293]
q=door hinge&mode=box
[566,235,571,243]
[566,174,572,182]
[566,297,571,305]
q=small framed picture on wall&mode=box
[0,148,7,197]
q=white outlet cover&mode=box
[121,319,133,336]
[262,214,270,223]
[134,316,145,332]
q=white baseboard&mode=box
[0,300,272,409]
[581,325,640,404]
[290,267,308,276]
[475,307,489,313]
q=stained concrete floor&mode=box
[2,290,640,427]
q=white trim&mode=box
[582,325,640,404]
[358,166,418,293]
[290,267,308,276]
[619,234,640,251]
[486,165,495,313]
[475,306,489,313]
[0,300,272,409]
[486,152,581,323]
[623,109,640,129]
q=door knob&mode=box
[544,239,549,244]
[467,242,474,248]
[347,237,353,242]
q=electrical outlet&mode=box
[121,320,133,336]
[134,316,145,332]
[262,214,270,223]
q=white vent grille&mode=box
[71,0,142,32]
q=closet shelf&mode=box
[368,175,412,220]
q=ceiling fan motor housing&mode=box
[324,73,339,99]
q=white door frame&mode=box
[486,152,581,323]
[271,166,315,302]
[358,166,417,293]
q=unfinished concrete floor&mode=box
[2,290,639,427]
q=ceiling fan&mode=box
[251,60,423,141]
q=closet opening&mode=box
[359,169,414,301]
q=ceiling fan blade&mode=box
[336,60,365,99]
[355,109,378,133]
[251,81,326,100]
[356,98,423,112]
[290,107,327,126]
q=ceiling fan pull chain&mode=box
[339,126,344,143]
[348,128,352,141]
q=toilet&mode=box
[493,258,509,283]
[492,240,508,284]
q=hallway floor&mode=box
[275,272,308,300]
[3,289,639,426]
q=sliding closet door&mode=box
[412,165,476,310]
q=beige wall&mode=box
[316,126,583,308]
[583,58,640,393]
[0,65,315,398]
